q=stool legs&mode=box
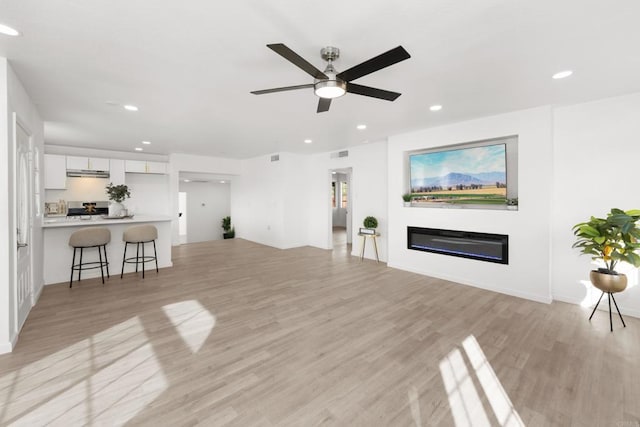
[70,245,109,288]
[70,248,77,288]
[121,240,159,279]
[153,240,159,273]
[121,242,128,279]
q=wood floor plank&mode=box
[1,236,639,426]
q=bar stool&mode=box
[121,224,159,279]
[69,227,111,288]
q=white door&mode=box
[15,121,33,331]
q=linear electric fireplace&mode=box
[407,227,508,264]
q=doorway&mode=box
[15,117,33,333]
[178,192,187,244]
[330,168,352,255]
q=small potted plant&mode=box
[221,216,235,239]
[363,216,378,230]
[402,193,413,207]
[506,198,518,210]
[105,183,130,217]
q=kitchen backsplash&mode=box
[45,177,111,203]
[45,175,171,216]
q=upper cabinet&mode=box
[44,154,67,189]
[66,156,110,171]
[125,160,167,174]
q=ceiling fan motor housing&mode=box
[321,46,340,62]
[314,48,346,98]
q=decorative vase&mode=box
[589,270,628,293]
[109,201,123,217]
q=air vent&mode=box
[330,150,349,159]
[270,154,280,162]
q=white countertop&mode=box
[42,215,172,228]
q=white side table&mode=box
[358,232,380,263]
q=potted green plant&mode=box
[221,216,234,239]
[363,216,378,230]
[402,193,413,207]
[573,208,640,292]
[105,183,130,217]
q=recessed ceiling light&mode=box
[0,24,20,37]
[135,147,143,151]
[552,70,573,79]
[184,179,191,183]
[124,105,139,111]
[357,124,367,130]
[332,171,337,174]
[304,139,312,144]
[142,140,151,145]
[220,180,225,184]
[429,105,443,111]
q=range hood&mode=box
[66,169,110,178]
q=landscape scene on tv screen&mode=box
[410,144,507,205]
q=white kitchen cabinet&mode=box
[66,156,110,171]
[89,157,110,171]
[44,154,67,189]
[109,159,126,185]
[146,161,167,174]
[125,160,147,173]
[125,160,167,174]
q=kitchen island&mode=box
[43,215,173,285]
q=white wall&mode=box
[1,59,45,353]
[231,152,308,249]
[551,93,640,317]
[306,141,388,260]
[125,173,171,216]
[387,107,553,303]
[179,181,230,243]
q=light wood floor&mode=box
[1,238,639,426]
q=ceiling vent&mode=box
[270,154,280,162]
[330,150,349,159]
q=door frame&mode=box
[327,167,353,249]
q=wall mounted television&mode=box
[409,143,507,206]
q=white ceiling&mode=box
[1,0,639,159]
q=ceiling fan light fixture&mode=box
[314,79,346,99]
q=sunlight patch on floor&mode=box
[462,335,524,427]
[440,335,523,427]
[5,316,167,426]
[161,300,216,354]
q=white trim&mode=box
[388,262,553,304]
[0,333,19,355]
[553,293,640,319]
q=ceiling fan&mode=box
[251,44,411,113]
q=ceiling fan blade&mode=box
[346,83,401,101]
[317,97,331,113]
[267,43,329,80]
[251,83,314,95]
[336,46,410,82]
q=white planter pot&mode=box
[109,202,123,217]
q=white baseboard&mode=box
[0,334,19,355]
[387,262,553,304]
[553,293,640,319]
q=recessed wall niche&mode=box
[405,135,518,210]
